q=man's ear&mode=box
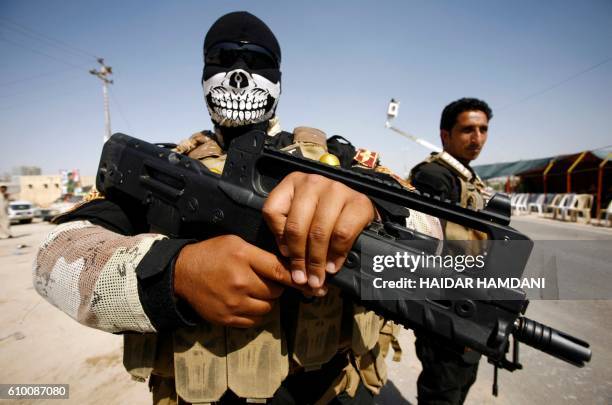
[440,129,450,148]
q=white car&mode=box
[38,195,84,221]
[8,200,35,224]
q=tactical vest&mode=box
[415,152,489,245]
[123,125,407,404]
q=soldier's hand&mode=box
[262,172,376,290]
[173,235,313,328]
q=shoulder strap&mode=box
[427,152,473,181]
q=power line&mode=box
[109,86,134,134]
[0,21,94,62]
[0,66,79,87]
[0,16,98,61]
[0,36,90,70]
[0,86,91,112]
[499,56,612,111]
[0,65,88,99]
[0,75,82,99]
[591,144,612,152]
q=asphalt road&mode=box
[0,221,149,404]
[379,215,612,405]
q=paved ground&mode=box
[0,221,149,405]
[378,215,612,405]
[0,216,610,404]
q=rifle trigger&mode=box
[383,221,416,240]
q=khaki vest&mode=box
[124,126,405,404]
[417,152,489,249]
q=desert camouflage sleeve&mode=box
[372,163,444,240]
[33,219,166,333]
[405,210,444,240]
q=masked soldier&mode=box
[34,12,441,404]
[409,98,492,405]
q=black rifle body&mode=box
[96,132,591,370]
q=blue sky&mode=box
[1,0,611,177]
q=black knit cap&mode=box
[204,11,281,63]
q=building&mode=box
[18,175,95,207]
[474,147,612,218]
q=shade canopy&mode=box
[474,157,554,180]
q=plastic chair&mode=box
[515,194,532,215]
[553,193,577,220]
[544,194,564,217]
[568,194,593,223]
[528,194,547,215]
[596,200,612,227]
[510,194,522,211]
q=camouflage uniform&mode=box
[34,122,442,404]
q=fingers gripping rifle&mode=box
[96,132,591,388]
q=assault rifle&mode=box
[96,132,591,394]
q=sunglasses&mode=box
[205,42,279,70]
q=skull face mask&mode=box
[203,67,280,127]
[202,12,282,128]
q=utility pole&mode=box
[385,98,474,181]
[89,58,113,143]
[385,99,442,152]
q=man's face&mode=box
[203,42,281,127]
[441,110,489,162]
